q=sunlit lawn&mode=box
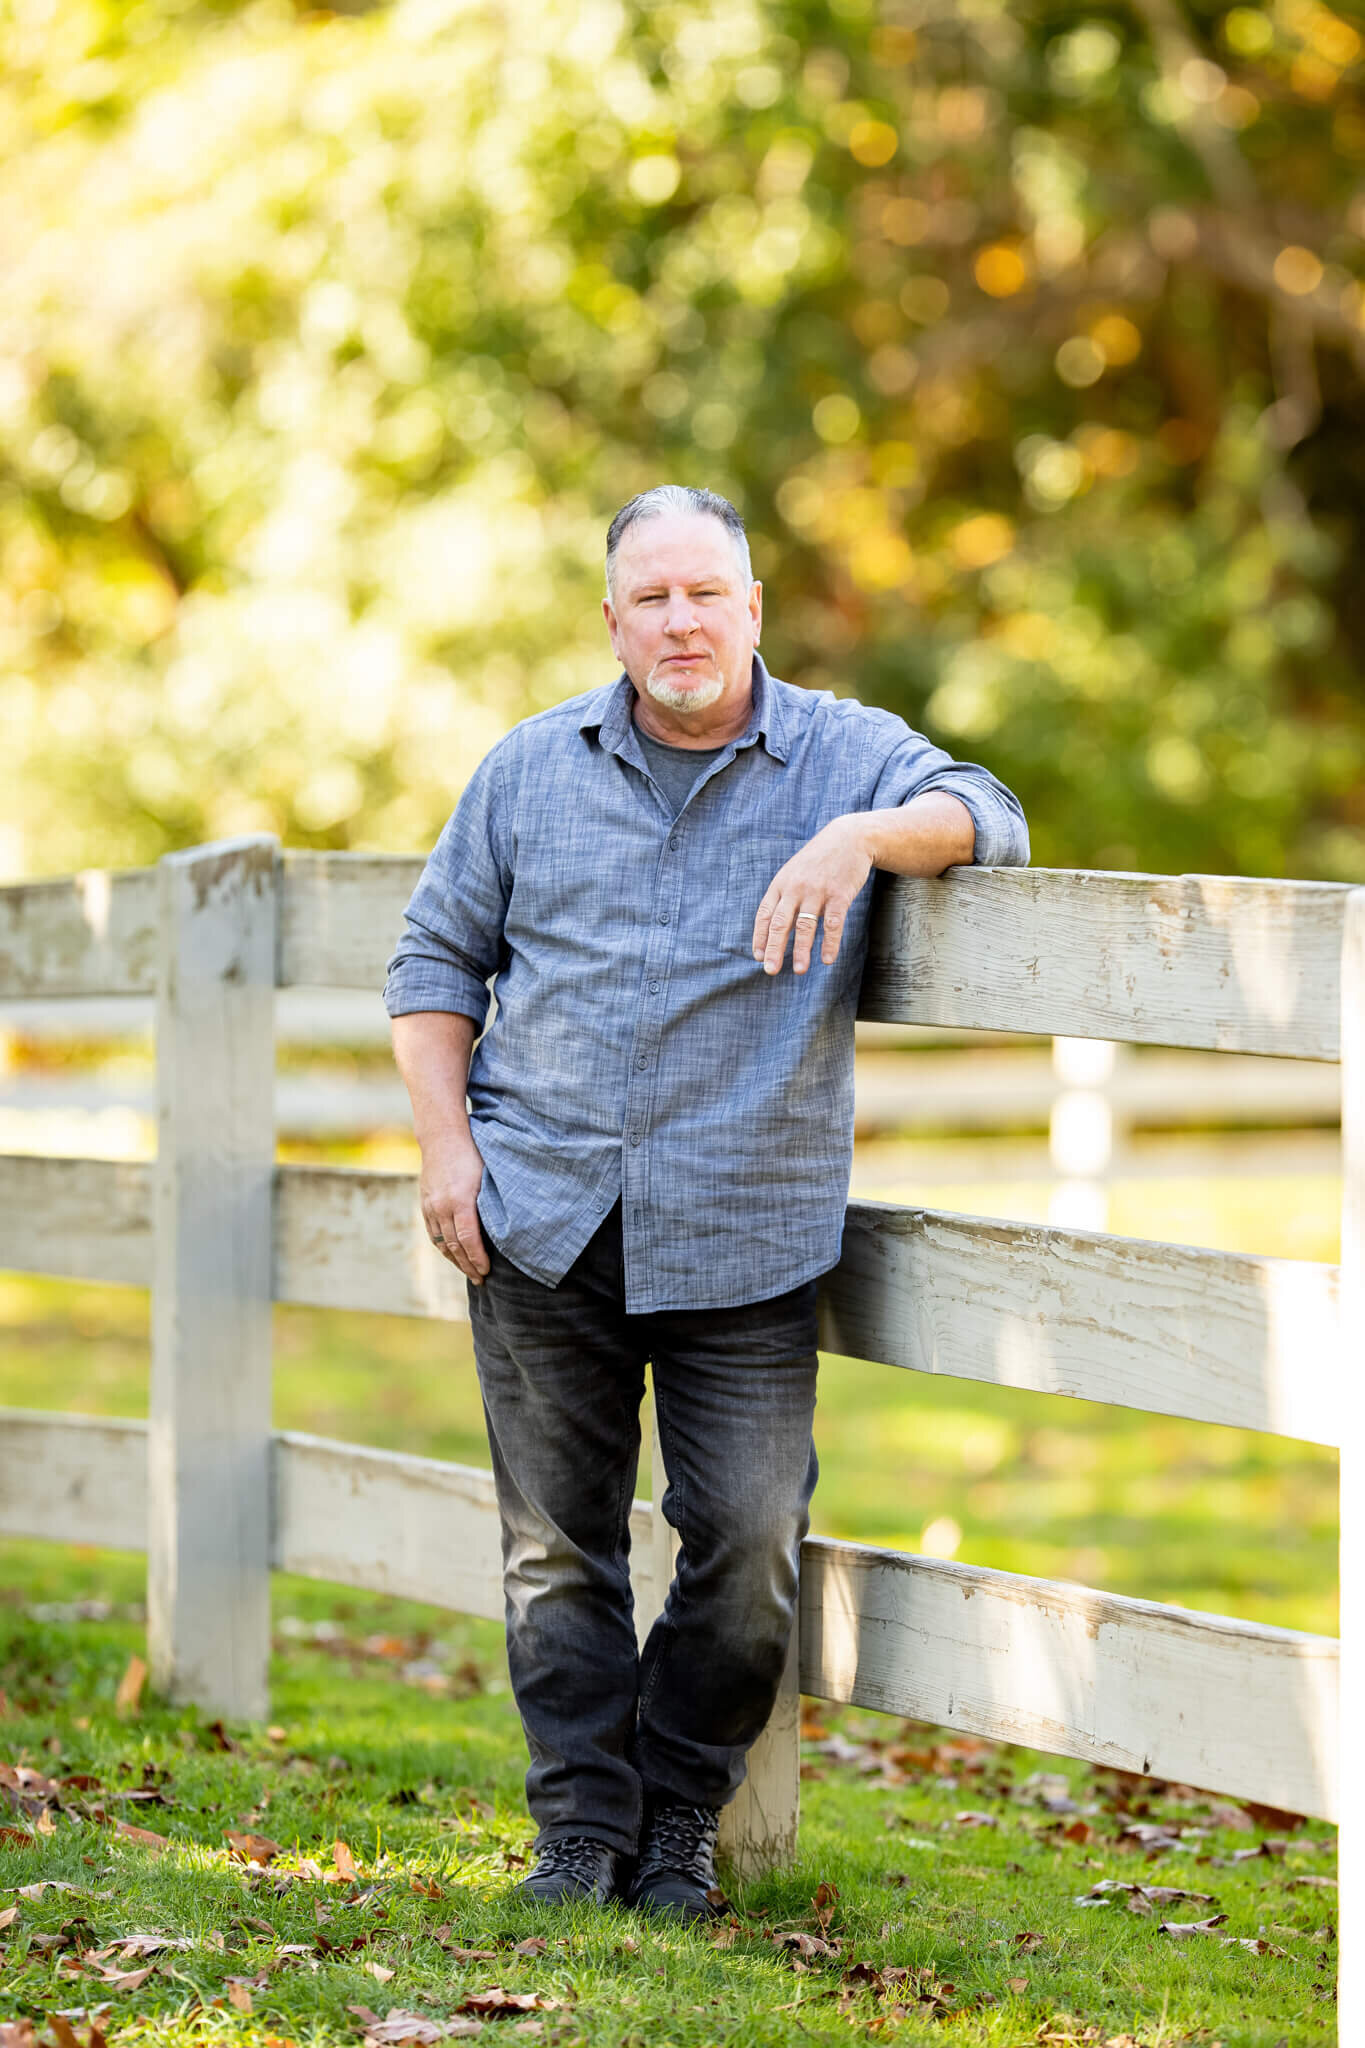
[0,1542,1340,2048]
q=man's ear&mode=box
[602,596,622,660]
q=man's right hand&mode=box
[419,1131,491,1285]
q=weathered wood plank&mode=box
[275,1161,468,1322]
[3,1162,1342,1446]
[279,852,423,991]
[862,867,1350,1058]
[0,869,158,1000]
[0,1409,148,1550]
[0,1155,153,1287]
[799,1537,1339,1820]
[272,1432,657,1620]
[1337,890,1364,2027]
[3,1409,1338,1821]
[148,839,277,1722]
[824,1200,1342,1446]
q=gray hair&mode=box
[605,485,753,598]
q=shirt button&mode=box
[649,980,661,994]
[635,1054,648,1069]
[658,911,669,924]
[669,835,681,851]
[629,1130,641,1146]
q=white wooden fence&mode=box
[0,843,1359,2008]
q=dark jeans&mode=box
[467,1202,820,1855]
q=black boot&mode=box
[513,1834,625,1906]
[626,1801,725,1924]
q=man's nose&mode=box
[664,595,698,636]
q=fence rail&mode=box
[0,841,1360,1918]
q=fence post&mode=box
[148,837,278,1721]
[1339,889,1364,2031]
[648,1386,801,1881]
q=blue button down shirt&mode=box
[383,658,1029,1311]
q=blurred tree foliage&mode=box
[2,0,1362,880]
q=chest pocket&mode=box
[723,838,801,956]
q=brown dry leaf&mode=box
[409,1877,443,1900]
[112,1933,196,1957]
[1061,1819,1094,1845]
[1289,1874,1337,1889]
[0,1905,18,1930]
[1157,1913,1230,1938]
[1005,1976,1028,1993]
[0,1826,33,1848]
[364,1961,397,1984]
[1012,1929,1046,1952]
[333,1839,358,1880]
[354,2021,448,2047]
[1220,1935,1287,1956]
[0,2026,38,2048]
[113,1821,170,1855]
[812,1880,839,1933]
[1242,1801,1304,1832]
[228,1982,255,2014]
[114,1656,147,1718]
[954,1810,997,1829]
[513,1936,549,1956]
[227,1830,283,1865]
[100,1966,156,1993]
[453,1989,560,2017]
[772,1929,839,1960]
[708,1922,738,1949]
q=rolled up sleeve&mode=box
[382,744,513,1028]
[870,724,1030,869]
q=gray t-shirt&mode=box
[633,725,728,819]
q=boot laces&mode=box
[533,1835,610,1878]
[637,1801,721,1885]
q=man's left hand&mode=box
[752,816,874,976]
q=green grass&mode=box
[0,1543,1339,2047]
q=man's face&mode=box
[602,512,762,722]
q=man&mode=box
[384,485,1028,1922]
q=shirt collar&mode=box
[579,653,789,764]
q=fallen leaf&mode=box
[1242,1801,1304,1832]
[0,1905,18,1930]
[114,1656,148,1717]
[772,1929,839,1960]
[812,1880,839,1933]
[1289,1874,1337,1889]
[364,1962,397,1983]
[1220,1935,1287,1956]
[708,1922,738,1949]
[1005,1976,1028,1993]
[228,1983,255,2013]
[227,1830,283,1865]
[99,1966,156,1993]
[954,1810,997,1828]
[0,1826,33,1848]
[113,1821,170,1855]
[409,1877,443,1900]
[513,1936,548,1956]
[1012,1930,1046,1952]
[1158,1913,1230,1938]
[453,1989,560,2017]
[1061,1819,1094,1845]
[333,1839,358,1880]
